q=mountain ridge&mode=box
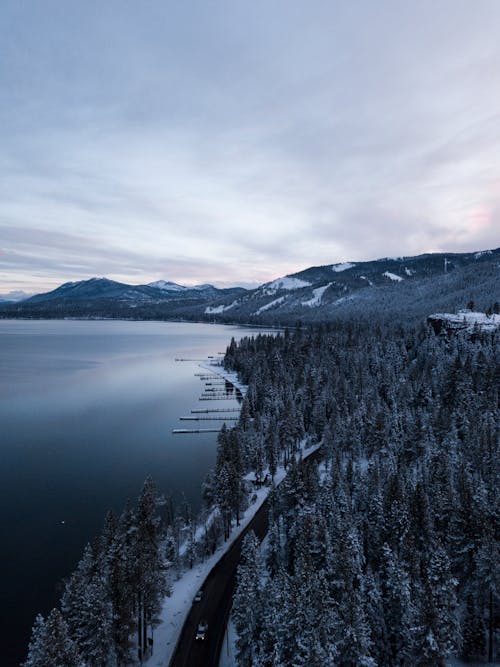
[2,247,499,323]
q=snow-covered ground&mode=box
[205,300,239,315]
[201,361,248,397]
[383,271,403,282]
[266,276,311,291]
[302,283,332,307]
[255,296,286,315]
[148,280,186,292]
[218,619,237,667]
[145,359,319,667]
[430,310,500,332]
[332,262,355,272]
[146,440,320,667]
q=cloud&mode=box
[1,1,500,292]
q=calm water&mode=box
[0,319,270,666]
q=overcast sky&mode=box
[1,1,500,293]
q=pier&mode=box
[191,408,240,413]
[173,428,222,434]
[199,397,238,401]
[171,355,243,431]
[179,416,238,421]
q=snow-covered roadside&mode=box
[200,361,248,397]
[218,619,237,667]
[145,439,321,667]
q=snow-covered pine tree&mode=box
[233,531,262,667]
[24,609,82,667]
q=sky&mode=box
[1,0,500,294]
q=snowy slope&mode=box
[148,280,187,291]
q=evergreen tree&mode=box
[24,609,82,667]
[233,531,262,667]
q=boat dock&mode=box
[171,355,243,433]
[191,408,240,413]
[173,428,222,434]
[179,416,238,421]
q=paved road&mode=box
[169,446,322,667]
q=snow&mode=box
[266,277,311,291]
[431,311,500,332]
[360,275,373,286]
[474,250,492,259]
[255,296,286,315]
[204,301,239,315]
[145,439,320,667]
[149,281,186,292]
[404,267,415,276]
[200,362,248,397]
[218,619,237,667]
[302,283,332,307]
[331,262,355,272]
[332,295,354,306]
[383,271,403,282]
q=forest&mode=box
[229,322,499,665]
[23,318,499,666]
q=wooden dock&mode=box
[173,428,222,434]
[191,408,240,413]
[199,397,237,401]
[180,416,238,421]
[203,387,232,392]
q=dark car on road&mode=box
[195,621,208,641]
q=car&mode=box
[193,589,203,603]
[195,621,208,641]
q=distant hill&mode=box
[1,277,245,319]
[206,248,500,324]
[2,248,499,324]
[0,290,32,303]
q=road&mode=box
[169,446,322,667]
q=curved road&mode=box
[169,446,322,667]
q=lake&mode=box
[0,319,272,666]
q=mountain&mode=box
[25,278,162,304]
[203,248,500,324]
[2,277,245,319]
[0,290,31,303]
[148,280,187,292]
[2,248,499,323]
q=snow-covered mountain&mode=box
[148,280,186,292]
[0,290,31,303]
[202,247,500,323]
[2,277,246,318]
[2,247,499,322]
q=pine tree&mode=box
[233,531,262,667]
[380,543,413,665]
[134,477,167,660]
[24,609,82,667]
